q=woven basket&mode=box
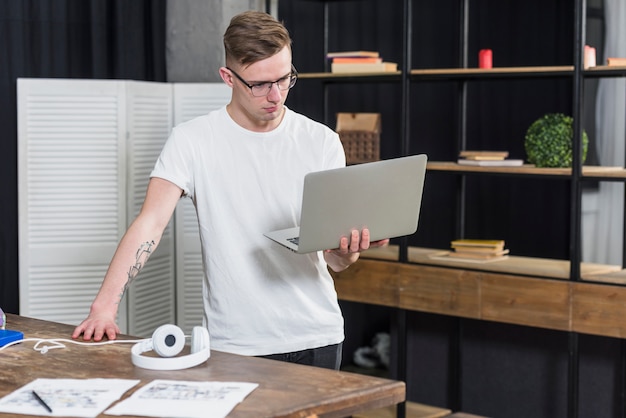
[336,113,381,165]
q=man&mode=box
[72,10,388,370]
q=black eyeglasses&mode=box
[226,65,298,97]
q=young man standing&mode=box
[73,10,387,370]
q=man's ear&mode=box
[219,67,234,87]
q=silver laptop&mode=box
[264,154,427,253]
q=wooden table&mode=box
[0,314,405,417]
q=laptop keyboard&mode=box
[287,237,300,245]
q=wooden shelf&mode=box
[298,66,577,80]
[584,269,626,285]
[298,71,401,80]
[426,162,626,180]
[298,65,604,79]
[361,245,623,282]
[296,65,626,85]
[297,65,626,83]
[411,66,574,80]
[353,401,451,418]
[585,65,626,78]
[332,255,626,338]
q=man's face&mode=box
[224,46,293,131]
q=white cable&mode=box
[0,338,147,354]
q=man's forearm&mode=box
[91,227,161,316]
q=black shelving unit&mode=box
[282,0,626,416]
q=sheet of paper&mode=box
[104,379,259,418]
[0,378,140,418]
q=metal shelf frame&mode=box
[288,0,626,416]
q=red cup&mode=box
[479,49,493,69]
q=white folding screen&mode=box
[18,79,176,336]
[18,79,128,327]
[123,81,176,337]
[172,83,231,333]
[18,78,230,335]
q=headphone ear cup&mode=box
[131,324,210,370]
[151,324,185,358]
[191,326,210,354]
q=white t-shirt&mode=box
[151,106,346,356]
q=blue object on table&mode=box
[0,329,24,347]
[0,308,25,347]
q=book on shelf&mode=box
[331,62,398,74]
[461,156,508,161]
[448,238,509,261]
[429,251,509,263]
[458,150,509,160]
[607,57,626,67]
[332,57,383,64]
[457,158,524,167]
[449,245,505,253]
[448,249,510,260]
[451,239,505,250]
[326,50,380,59]
[457,150,523,166]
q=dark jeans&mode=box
[258,342,343,370]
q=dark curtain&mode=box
[0,0,166,314]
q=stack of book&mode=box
[607,57,626,67]
[449,239,509,261]
[457,150,523,167]
[327,51,398,74]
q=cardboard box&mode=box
[336,112,381,165]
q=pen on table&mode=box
[31,390,53,413]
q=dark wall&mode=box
[400,312,621,418]
[279,1,617,417]
[0,0,166,314]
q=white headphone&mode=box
[131,324,210,371]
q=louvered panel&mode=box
[127,247,175,338]
[178,251,205,333]
[174,83,231,123]
[124,81,176,336]
[182,198,199,235]
[18,79,126,324]
[27,264,112,324]
[126,83,173,217]
[18,80,230,334]
[172,83,231,330]
[26,95,120,244]
[176,197,202,334]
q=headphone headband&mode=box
[131,324,210,371]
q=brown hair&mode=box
[223,10,292,67]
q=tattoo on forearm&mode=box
[117,240,156,303]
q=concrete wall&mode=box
[165,0,274,82]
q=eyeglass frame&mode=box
[226,65,298,97]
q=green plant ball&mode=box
[524,113,588,168]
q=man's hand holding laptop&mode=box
[324,228,390,273]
